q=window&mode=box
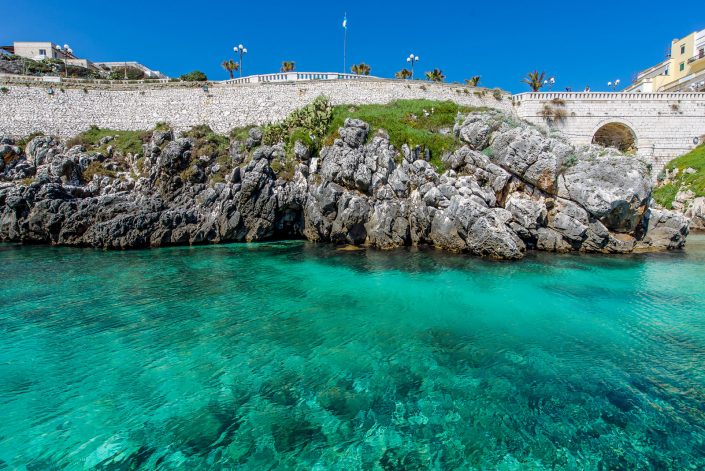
[680,62,685,72]
[700,48,705,58]
[681,44,686,55]
[38,48,46,56]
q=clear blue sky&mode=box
[3,0,703,93]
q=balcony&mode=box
[688,52,705,72]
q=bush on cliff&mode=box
[179,70,208,82]
[67,126,150,156]
[262,95,333,148]
[325,99,486,171]
[654,144,705,208]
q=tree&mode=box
[522,70,546,92]
[425,69,445,82]
[395,68,412,80]
[280,61,296,72]
[351,63,371,75]
[221,60,239,79]
[108,66,145,80]
[465,75,481,87]
[180,70,208,82]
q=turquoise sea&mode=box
[1,237,705,470]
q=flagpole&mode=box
[343,13,347,73]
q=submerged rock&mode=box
[0,111,689,258]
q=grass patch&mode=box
[654,144,705,208]
[325,99,487,171]
[16,131,44,148]
[82,161,117,182]
[67,126,149,156]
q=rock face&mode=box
[0,111,689,258]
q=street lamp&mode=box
[406,54,420,79]
[608,79,621,91]
[56,44,73,78]
[233,44,248,78]
[543,76,556,91]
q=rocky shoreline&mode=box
[0,108,690,259]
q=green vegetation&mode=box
[653,144,705,208]
[67,126,149,156]
[16,131,44,148]
[465,76,481,87]
[262,96,333,148]
[326,99,486,171]
[395,69,412,80]
[281,61,296,72]
[82,161,117,182]
[108,66,145,80]
[351,63,371,75]
[0,87,8,94]
[183,124,232,182]
[522,70,546,92]
[180,70,208,82]
[425,69,445,82]
[221,60,239,79]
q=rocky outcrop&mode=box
[0,111,689,259]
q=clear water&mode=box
[1,237,705,470]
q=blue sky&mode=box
[3,0,703,92]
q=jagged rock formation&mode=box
[0,111,689,258]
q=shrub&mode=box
[16,131,44,148]
[180,70,208,82]
[653,144,705,208]
[82,161,117,182]
[262,95,333,145]
[324,99,488,172]
[108,66,146,80]
[0,87,8,94]
[492,88,503,100]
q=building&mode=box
[626,28,705,92]
[1,41,168,79]
[1,41,76,61]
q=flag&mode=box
[342,14,347,29]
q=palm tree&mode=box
[281,61,296,72]
[351,63,371,75]
[395,68,412,80]
[522,70,546,92]
[221,59,240,79]
[465,76,481,87]
[425,69,445,82]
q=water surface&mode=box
[1,238,705,469]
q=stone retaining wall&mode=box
[0,79,512,137]
[513,92,705,175]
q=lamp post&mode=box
[56,44,73,78]
[233,45,248,78]
[608,79,621,91]
[407,54,420,79]
[543,76,556,91]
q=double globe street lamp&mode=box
[407,54,420,79]
[608,79,621,91]
[55,44,73,78]
[234,44,248,78]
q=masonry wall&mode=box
[0,79,513,138]
[513,92,705,175]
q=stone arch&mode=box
[591,120,638,154]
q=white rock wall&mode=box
[513,92,705,175]
[0,79,512,138]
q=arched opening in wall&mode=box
[592,122,637,154]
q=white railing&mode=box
[0,73,170,85]
[513,91,705,101]
[224,72,370,85]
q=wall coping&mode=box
[513,91,705,101]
